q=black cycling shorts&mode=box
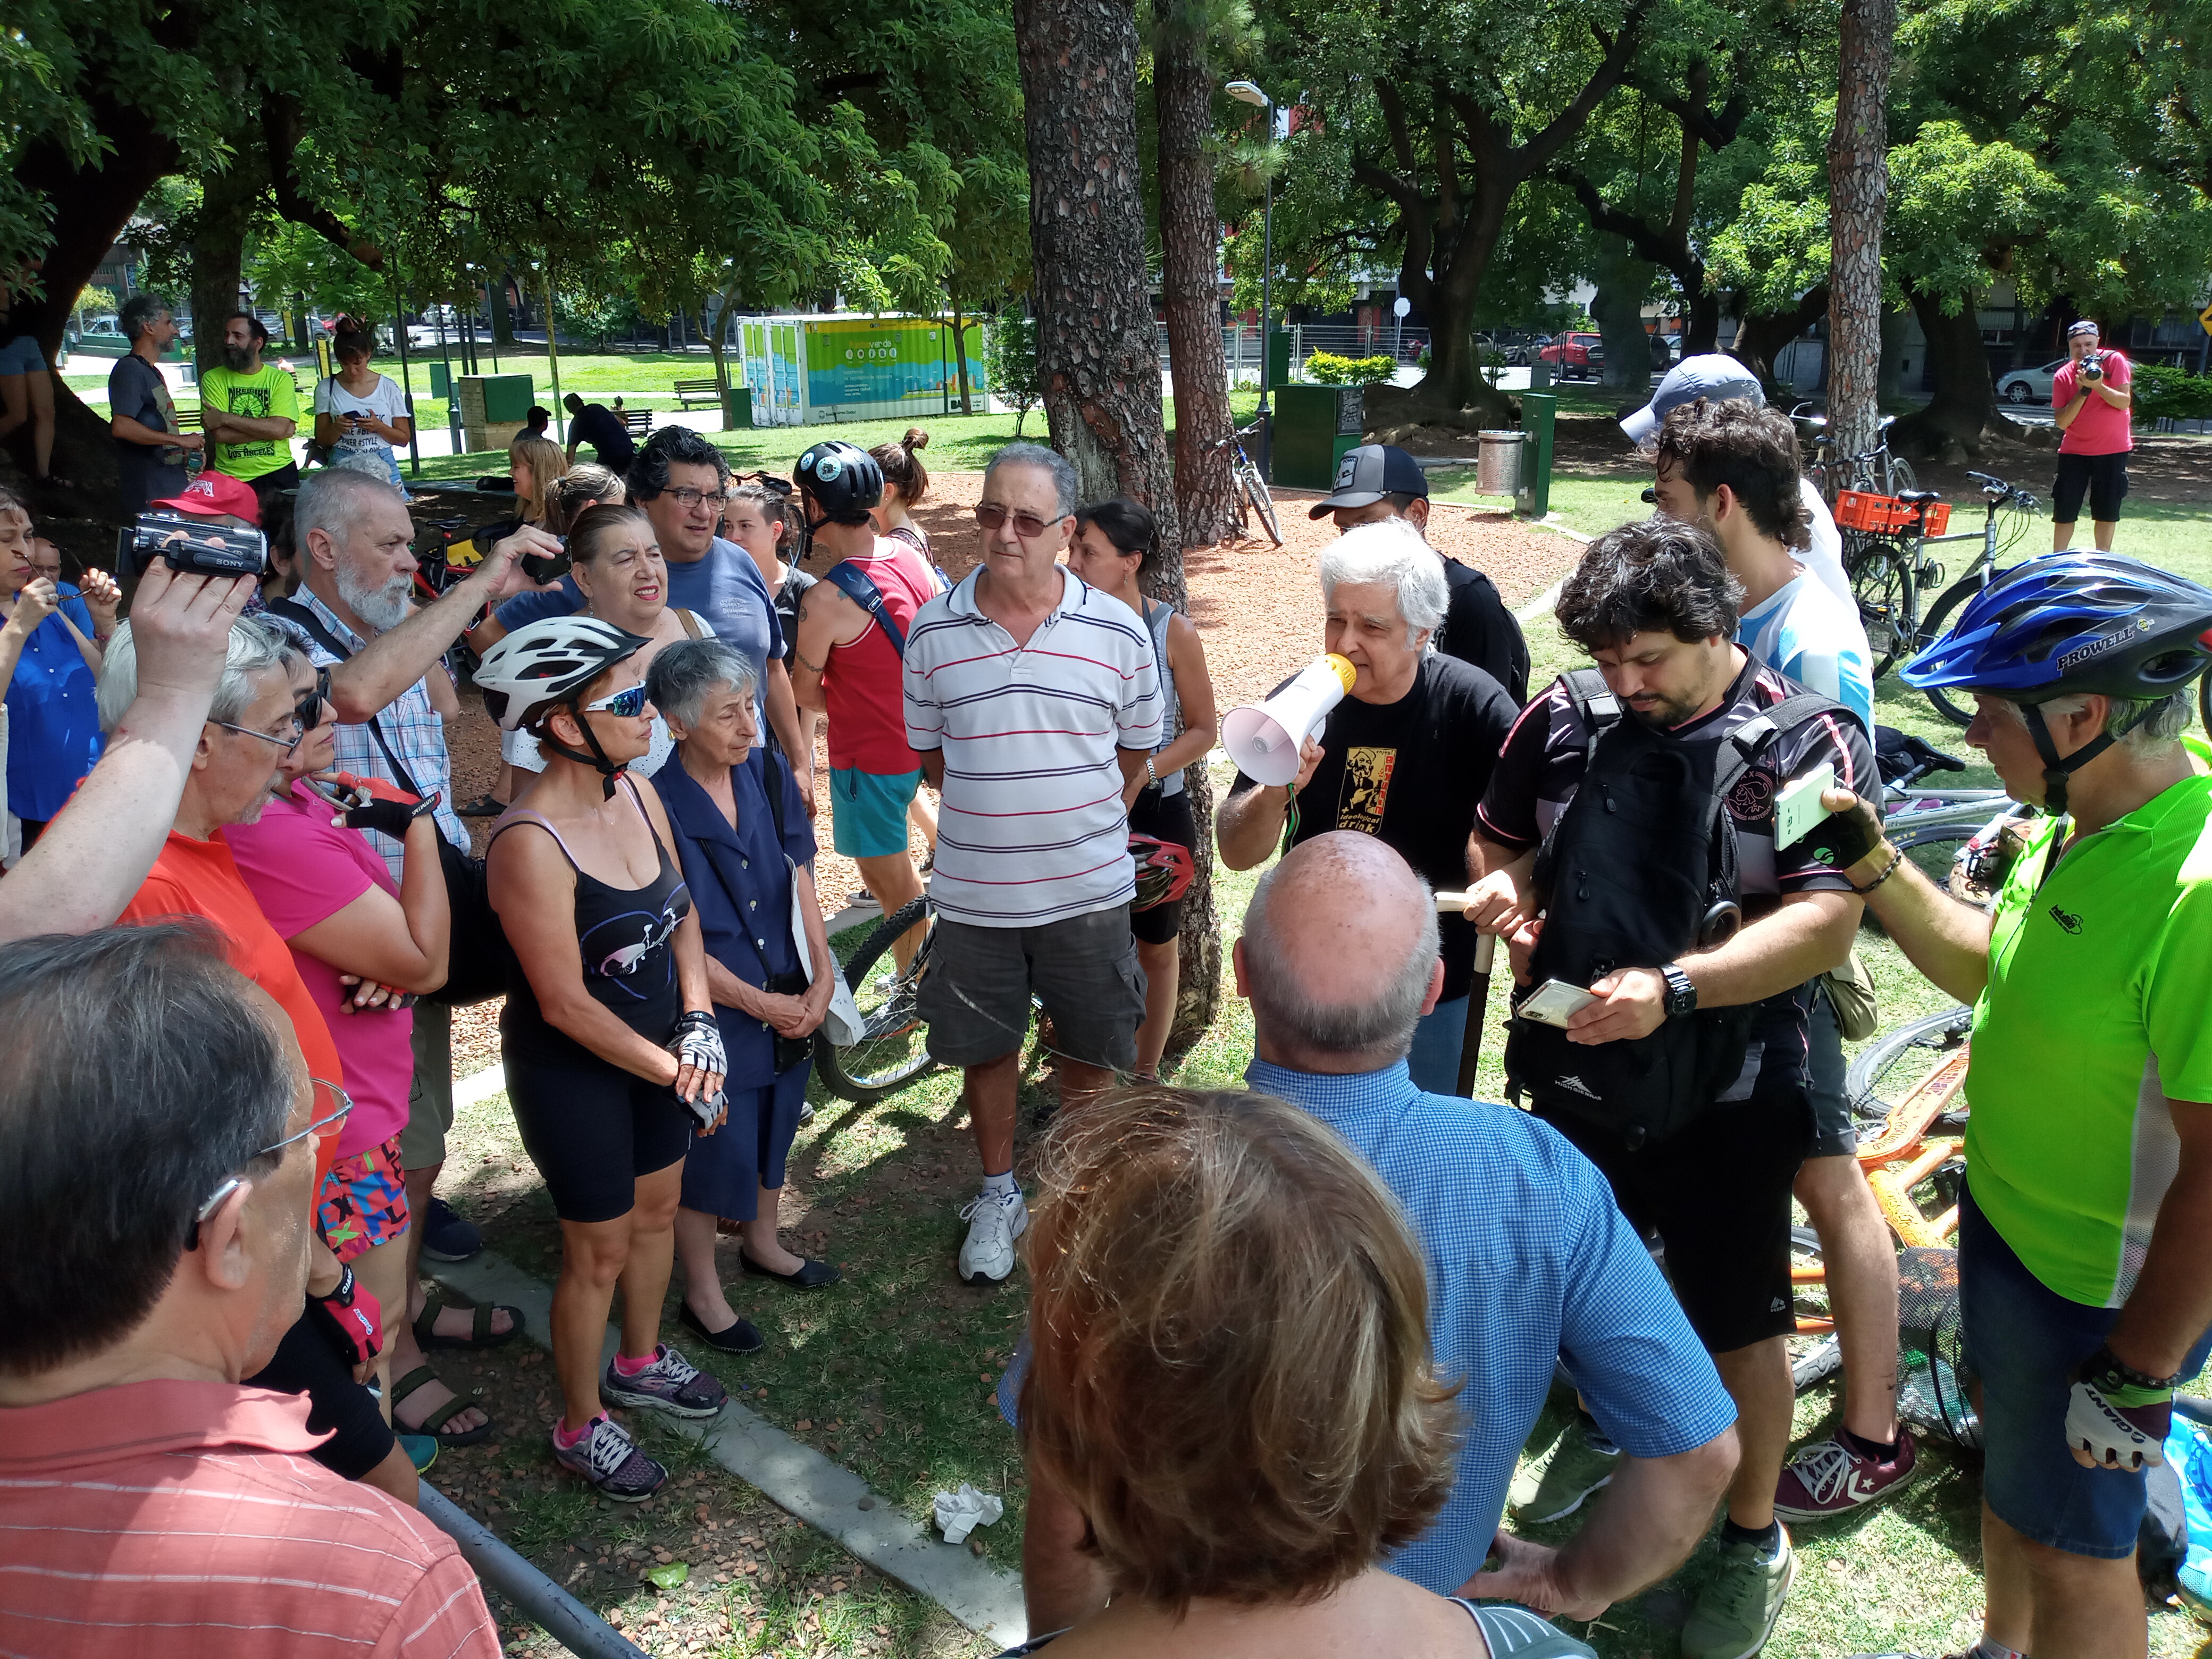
[244,1307,395,1481]
[1804,985,1857,1160]
[507,1049,693,1224]
[2052,451,2128,525]
[1127,786,1197,946]
[1538,1088,1813,1355]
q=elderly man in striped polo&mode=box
[902,442,1162,1286]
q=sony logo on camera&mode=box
[118,512,269,579]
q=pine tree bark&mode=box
[1153,9,1241,544]
[1015,0,1218,1038]
[1826,0,1895,459]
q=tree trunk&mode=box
[1153,7,1242,544]
[1373,214,1517,433]
[1589,240,1657,395]
[1683,285,1722,356]
[1826,0,1895,458]
[951,306,974,415]
[489,270,514,347]
[1016,0,1217,1036]
[1890,285,2017,457]
[1731,286,1829,391]
[191,163,267,377]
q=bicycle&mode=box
[1909,471,2042,727]
[1209,418,1283,547]
[1792,404,1917,503]
[811,895,940,1103]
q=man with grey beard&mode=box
[269,466,559,1441]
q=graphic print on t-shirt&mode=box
[1340,746,1397,833]
[220,384,280,465]
[582,901,682,996]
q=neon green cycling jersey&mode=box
[1966,739,2212,1308]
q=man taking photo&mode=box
[2051,320,2133,552]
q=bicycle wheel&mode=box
[1915,573,1992,727]
[811,897,940,1103]
[1887,456,1919,497]
[1789,1226,1844,1392]
[1851,540,1916,677]
[1846,1005,1974,1125]
[1242,465,1284,547]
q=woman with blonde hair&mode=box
[1002,1086,1594,1658]
[509,431,570,527]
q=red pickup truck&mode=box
[1536,332,1605,380]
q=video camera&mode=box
[118,512,269,579]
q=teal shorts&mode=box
[830,766,923,859]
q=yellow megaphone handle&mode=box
[1322,653,1356,693]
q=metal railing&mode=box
[421,1482,652,1659]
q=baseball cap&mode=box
[1308,444,1430,518]
[149,470,262,526]
[1618,354,1765,447]
[2067,320,2100,338]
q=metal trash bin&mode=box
[1477,430,1526,494]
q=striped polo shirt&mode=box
[0,1379,500,1657]
[904,565,1161,927]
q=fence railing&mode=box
[1154,323,1432,387]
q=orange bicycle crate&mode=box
[1834,491,1949,536]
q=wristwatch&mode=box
[1659,962,1698,1020]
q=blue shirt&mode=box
[4,587,105,820]
[653,747,817,1085]
[1245,1059,1736,1595]
[1737,569,1874,728]
[496,536,782,724]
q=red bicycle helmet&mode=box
[1129,834,1196,911]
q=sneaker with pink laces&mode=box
[1774,1428,1918,1523]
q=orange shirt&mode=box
[0,1380,500,1657]
[118,829,347,1185]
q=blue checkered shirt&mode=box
[271,586,468,880]
[1245,1058,1737,1595]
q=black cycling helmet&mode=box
[1901,552,2212,814]
[794,441,884,526]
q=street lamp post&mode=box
[1226,80,1276,482]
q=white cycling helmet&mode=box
[474,615,649,733]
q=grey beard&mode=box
[338,562,412,633]
[231,790,270,827]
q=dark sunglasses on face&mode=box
[295,667,332,730]
[974,503,1058,540]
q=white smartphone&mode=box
[1518,978,1598,1028]
[1774,761,1838,850]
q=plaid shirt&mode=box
[271,586,467,879]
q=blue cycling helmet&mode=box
[1900,552,2212,813]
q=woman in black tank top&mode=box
[482,624,732,1501]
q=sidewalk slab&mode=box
[424,1249,1027,1645]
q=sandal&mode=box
[391,1365,493,1446]
[456,793,507,817]
[412,1291,524,1351]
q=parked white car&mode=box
[1997,357,2069,405]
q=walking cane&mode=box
[1436,894,1498,1098]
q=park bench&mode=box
[621,406,653,438]
[171,408,203,432]
[672,376,723,412]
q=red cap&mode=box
[149,470,262,526]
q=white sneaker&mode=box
[958,1188,1028,1285]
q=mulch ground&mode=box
[445,472,1582,1075]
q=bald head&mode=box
[1239,833,1442,1069]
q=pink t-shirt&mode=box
[2053,351,2134,455]
[226,783,414,1155]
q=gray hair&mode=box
[97,613,290,735]
[1242,860,1442,1061]
[646,638,760,732]
[2002,689,2193,750]
[986,442,1078,519]
[0,923,295,1374]
[119,292,170,342]
[296,465,403,555]
[1319,518,1449,648]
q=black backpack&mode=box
[1504,669,1849,1149]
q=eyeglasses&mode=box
[582,684,650,718]
[214,717,305,755]
[186,1079,353,1249]
[974,504,1060,541]
[663,486,728,509]
[295,667,332,731]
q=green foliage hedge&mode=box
[1304,350,1399,386]
[2132,362,2212,425]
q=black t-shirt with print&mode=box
[1231,651,1517,1002]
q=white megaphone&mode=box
[1221,654,1357,786]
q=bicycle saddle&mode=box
[1896,490,1942,505]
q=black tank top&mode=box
[493,775,692,1063]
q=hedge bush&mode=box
[1304,350,1399,386]
[2131,361,2212,425]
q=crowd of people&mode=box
[0,341,2206,1659]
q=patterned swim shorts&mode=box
[317,1134,410,1262]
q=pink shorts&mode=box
[317,1135,410,1262]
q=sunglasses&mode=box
[295,667,332,731]
[186,1078,353,1249]
[974,503,1061,540]
[582,684,650,718]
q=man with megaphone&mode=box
[1217,518,1518,1096]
